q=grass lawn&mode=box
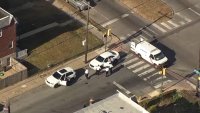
[5,0,103,74]
[18,25,103,70]
[121,0,173,23]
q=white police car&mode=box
[45,67,76,88]
[89,50,120,70]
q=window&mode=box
[0,29,2,37]
[9,41,14,49]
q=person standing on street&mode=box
[109,63,113,75]
[85,68,89,79]
[105,66,109,77]
[96,66,101,75]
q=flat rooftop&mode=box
[75,92,149,113]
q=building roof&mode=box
[75,91,149,113]
[0,7,14,29]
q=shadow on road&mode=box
[0,103,4,111]
[151,40,176,67]
[68,68,85,86]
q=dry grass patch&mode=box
[121,0,173,23]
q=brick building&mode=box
[0,7,17,71]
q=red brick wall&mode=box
[0,19,16,58]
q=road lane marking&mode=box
[132,64,150,73]
[179,21,185,25]
[127,61,144,69]
[161,22,173,30]
[188,8,200,16]
[146,27,159,35]
[125,54,134,59]
[167,20,179,27]
[113,81,131,94]
[152,23,167,33]
[101,13,129,27]
[145,72,159,80]
[176,12,192,22]
[154,80,172,89]
[138,68,156,77]
[123,57,139,66]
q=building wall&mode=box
[0,19,16,67]
[0,19,16,58]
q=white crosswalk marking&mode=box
[152,23,167,33]
[167,20,179,27]
[161,22,173,30]
[176,12,192,22]
[188,8,200,16]
[124,52,173,89]
[125,54,133,59]
[154,80,172,89]
[127,61,144,69]
[154,76,167,82]
[146,27,159,35]
[132,64,150,73]
[123,57,139,66]
[179,21,185,25]
[138,68,156,77]
[146,72,159,80]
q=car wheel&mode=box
[54,83,58,88]
[113,59,118,65]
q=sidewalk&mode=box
[0,34,121,103]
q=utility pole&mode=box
[159,67,166,92]
[104,29,111,52]
[194,47,200,97]
[84,1,89,63]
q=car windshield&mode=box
[96,56,105,62]
[154,52,165,61]
[52,72,62,79]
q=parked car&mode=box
[89,50,120,70]
[66,0,89,11]
[45,67,76,88]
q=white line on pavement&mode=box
[154,80,172,89]
[152,23,167,33]
[176,12,192,22]
[179,21,185,25]
[161,22,173,30]
[125,54,133,59]
[167,20,179,27]
[127,61,144,69]
[188,8,200,16]
[123,57,139,66]
[101,13,129,27]
[132,64,150,73]
[138,68,156,77]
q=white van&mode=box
[130,38,168,67]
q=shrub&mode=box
[147,105,158,113]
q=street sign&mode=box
[194,69,200,75]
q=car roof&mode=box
[100,51,114,58]
[57,67,73,75]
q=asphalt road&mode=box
[87,0,200,76]
[10,64,154,113]
[85,0,150,40]
[4,0,200,113]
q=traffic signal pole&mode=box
[196,48,200,97]
[84,2,89,63]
